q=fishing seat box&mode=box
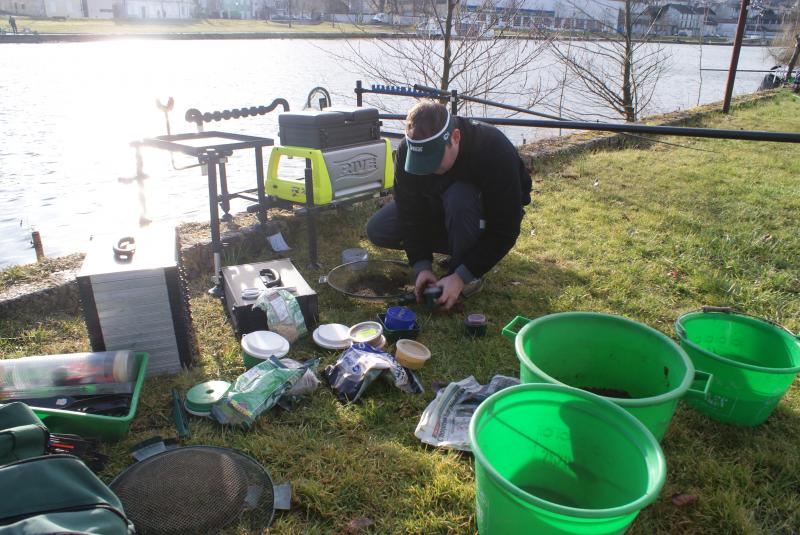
[222,259,318,338]
[278,107,380,150]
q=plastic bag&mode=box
[253,289,308,343]
[211,357,307,426]
[323,343,423,403]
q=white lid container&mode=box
[241,330,290,360]
[312,323,352,350]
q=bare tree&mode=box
[769,4,800,67]
[549,0,671,122]
[330,0,556,115]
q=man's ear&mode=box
[451,128,461,145]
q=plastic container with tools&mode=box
[394,339,431,370]
[241,331,290,369]
[31,352,149,442]
[377,313,420,344]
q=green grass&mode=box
[1,92,799,534]
[2,15,393,35]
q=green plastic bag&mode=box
[211,357,308,426]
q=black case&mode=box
[222,259,319,338]
[278,107,380,150]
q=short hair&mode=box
[406,100,449,141]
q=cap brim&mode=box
[404,143,445,175]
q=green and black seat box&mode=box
[278,107,380,150]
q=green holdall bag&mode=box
[0,454,135,534]
[0,402,49,465]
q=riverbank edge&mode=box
[0,90,778,318]
[0,31,747,45]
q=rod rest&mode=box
[184,98,290,126]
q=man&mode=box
[367,100,531,310]
[9,16,17,35]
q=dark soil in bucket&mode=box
[581,386,633,399]
[345,274,412,298]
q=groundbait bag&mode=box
[0,402,49,465]
[0,454,135,534]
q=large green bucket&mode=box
[469,383,666,535]
[675,308,800,426]
[503,312,709,441]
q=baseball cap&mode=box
[404,111,455,175]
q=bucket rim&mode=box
[675,311,800,375]
[468,383,667,519]
[514,312,695,406]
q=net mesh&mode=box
[110,446,275,534]
[325,260,413,299]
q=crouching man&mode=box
[366,100,532,310]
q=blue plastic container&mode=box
[385,306,417,330]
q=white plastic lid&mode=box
[313,324,351,349]
[241,330,290,359]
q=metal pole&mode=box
[31,231,44,262]
[723,0,750,114]
[303,158,320,269]
[377,113,800,143]
[203,151,224,296]
[254,146,268,228]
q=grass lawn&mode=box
[1,92,799,534]
[2,15,392,35]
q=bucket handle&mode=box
[502,316,532,341]
[685,370,713,399]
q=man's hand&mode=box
[414,270,438,303]
[435,273,465,310]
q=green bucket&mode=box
[469,383,666,535]
[503,312,709,441]
[675,308,800,426]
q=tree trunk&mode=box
[622,0,635,122]
[440,0,455,92]
[786,35,800,81]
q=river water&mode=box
[0,39,771,267]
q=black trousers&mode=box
[366,181,484,273]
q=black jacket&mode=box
[393,118,531,279]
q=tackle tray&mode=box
[278,107,380,150]
[31,351,149,442]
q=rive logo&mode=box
[408,145,423,152]
[337,153,378,176]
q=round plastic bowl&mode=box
[241,331,290,369]
[469,383,666,535]
[384,306,417,331]
[349,321,383,346]
[395,339,431,369]
[503,312,701,441]
[675,310,800,426]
